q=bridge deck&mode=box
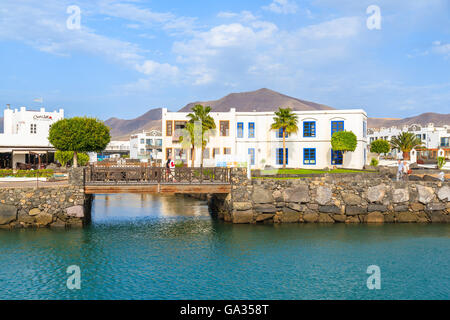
[83,166,232,194]
[84,183,231,194]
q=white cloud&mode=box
[432,41,450,57]
[173,16,362,85]
[217,10,257,22]
[0,0,180,80]
[136,60,179,77]
[263,0,298,14]
[98,0,197,35]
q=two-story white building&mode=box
[0,105,64,168]
[129,130,163,163]
[162,108,368,169]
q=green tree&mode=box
[270,108,299,168]
[186,105,216,167]
[48,117,110,167]
[55,151,73,167]
[179,122,200,168]
[370,139,391,159]
[331,131,357,153]
[390,132,423,160]
[331,131,357,166]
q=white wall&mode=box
[0,106,64,147]
[162,108,368,169]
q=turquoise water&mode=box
[0,194,449,300]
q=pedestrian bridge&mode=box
[83,165,232,194]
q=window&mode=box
[155,139,162,147]
[174,121,186,130]
[331,121,344,136]
[173,121,187,141]
[223,148,231,155]
[166,148,173,160]
[303,148,316,165]
[248,123,255,138]
[213,148,220,158]
[30,124,37,134]
[237,122,244,138]
[146,139,152,145]
[441,137,449,147]
[303,121,316,137]
[248,148,255,165]
[220,121,229,136]
[276,128,289,138]
[363,121,367,138]
[331,150,343,165]
[175,148,187,162]
[422,134,426,140]
[166,121,173,136]
[276,148,288,165]
[203,148,210,160]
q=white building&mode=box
[162,108,368,169]
[93,140,131,162]
[368,123,450,153]
[130,130,163,162]
[0,105,64,168]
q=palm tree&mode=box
[179,122,196,168]
[271,108,299,168]
[390,132,423,160]
[187,105,216,167]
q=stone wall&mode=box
[211,169,450,224]
[0,170,92,229]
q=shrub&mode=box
[370,158,379,167]
[55,151,74,167]
[77,153,90,166]
[438,157,446,169]
[0,169,54,178]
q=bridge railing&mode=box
[84,165,231,185]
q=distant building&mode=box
[97,140,131,161]
[162,108,368,169]
[368,123,450,158]
[130,130,163,162]
[0,104,64,168]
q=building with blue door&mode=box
[162,108,368,169]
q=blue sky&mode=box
[0,0,449,120]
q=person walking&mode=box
[166,158,175,181]
[403,161,410,181]
[396,159,404,181]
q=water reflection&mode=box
[93,194,209,221]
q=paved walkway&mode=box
[0,180,70,188]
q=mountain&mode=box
[103,89,450,140]
[106,88,334,139]
[179,88,333,112]
[104,108,162,140]
[368,113,450,129]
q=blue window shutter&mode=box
[237,122,243,138]
[249,123,255,138]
